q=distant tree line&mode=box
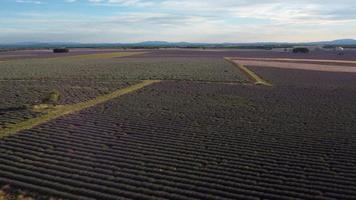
[292,47,310,53]
[53,48,69,53]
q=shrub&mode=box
[41,90,61,105]
[292,47,309,53]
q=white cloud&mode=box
[87,0,153,6]
[2,0,356,42]
[16,0,42,4]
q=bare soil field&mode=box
[0,49,356,199]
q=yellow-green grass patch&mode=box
[0,192,33,200]
[0,80,161,139]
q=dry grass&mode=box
[0,80,161,138]
[0,190,33,200]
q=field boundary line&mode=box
[0,80,161,139]
[224,57,272,86]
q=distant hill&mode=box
[134,41,171,46]
[310,39,356,45]
[1,39,356,49]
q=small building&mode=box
[334,47,345,55]
[334,47,344,51]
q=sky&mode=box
[0,0,356,43]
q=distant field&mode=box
[232,59,356,73]
[0,49,356,200]
[0,55,244,81]
[2,48,356,61]
[0,49,136,60]
[0,50,245,129]
[134,48,356,60]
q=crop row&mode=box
[134,49,356,61]
[0,55,245,130]
[0,79,135,128]
[1,77,356,199]
[0,57,245,82]
[23,119,356,173]
[0,49,127,61]
[3,132,355,195]
[0,142,338,200]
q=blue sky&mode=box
[1,0,355,43]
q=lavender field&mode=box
[0,49,356,199]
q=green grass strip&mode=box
[225,57,272,86]
[0,80,161,139]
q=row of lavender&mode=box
[2,49,356,61]
[0,80,134,129]
[0,55,244,128]
[1,77,355,199]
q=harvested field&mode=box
[1,49,356,199]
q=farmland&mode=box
[0,51,244,129]
[0,49,356,199]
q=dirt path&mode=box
[0,80,160,138]
[234,60,356,73]
[232,57,356,65]
[225,58,272,86]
